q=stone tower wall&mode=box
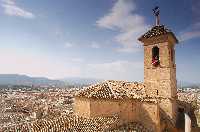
[140,102,161,132]
[159,99,177,123]
[144,41,177,98]
[142,34,178,124]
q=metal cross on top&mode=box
[153,6,160,26]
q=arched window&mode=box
[152,46,160,66]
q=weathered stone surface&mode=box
[75,97,160,132]
[74,97,90,117]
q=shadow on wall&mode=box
[75,97,161,132]
[175,100,199,132]
[106,101,160,132]
[74,97,200,131]
[138,102,160,132]
[160,108,177,132]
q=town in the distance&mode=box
[0,74,200,131]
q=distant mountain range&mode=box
[0,74,65,86]
[0,74,102,87]
[0,74,199,88]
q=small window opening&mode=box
[152,46,160,66]
[156,90,159,95]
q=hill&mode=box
[0,74,65,86]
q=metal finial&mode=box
[153,6,160,26]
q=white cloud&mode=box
[91,42,100,49]
[64,42,73,48]
[1,0,35,19]
[96,0,148,52]
[179,31,200,42]
[179,22,200,42]
[0,49,142,80]
[85,60,143,81]
[70,58,84,63]
[0,50,81,79]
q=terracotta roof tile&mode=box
[138,25,178,43]
[3,114,120,131]
[75,80,157,102]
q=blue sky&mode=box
[0,0,199,83]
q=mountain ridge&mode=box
[0,74,199,88]
[0,74,64,86]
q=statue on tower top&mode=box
[153,6,160,26]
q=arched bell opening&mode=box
[152,46,160,66]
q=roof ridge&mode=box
[107,81,117,99]
[88,82,105,97]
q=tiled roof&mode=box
[3,114,153,132]
[108,122,153,132]
[3,114,119,132]
[138,25,178,42]
[75,80,157,102]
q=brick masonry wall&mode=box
[74,97,90,117]
[159,99,177,123]
[144,42,177,99]
[90,99,120,117]
[74,98,160,131]
[119,100,139,123]
[139,102,161,132]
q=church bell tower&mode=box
[138,7,178,123]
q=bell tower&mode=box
[138,7,178,123]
